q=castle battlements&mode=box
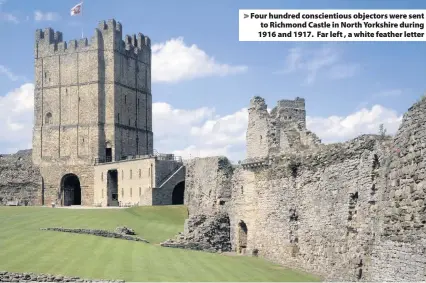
[35,19,151,63]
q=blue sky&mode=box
[0,0,424,160]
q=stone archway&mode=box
[238,221,248,254]
[61,174,82,206]
[172,181,185,205]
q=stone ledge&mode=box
[40,228,149,243]
[0,271,124,282]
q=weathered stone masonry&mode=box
[32,19,153,206]
[182,97,426,281]
[0,150,42,205]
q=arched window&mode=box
[45,112,52,124]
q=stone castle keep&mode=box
[32,19,184,207]
[0,19,424,282]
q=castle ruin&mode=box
[0,18,424,282]
[169,96,426,281]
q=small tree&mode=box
[379,124,387,139]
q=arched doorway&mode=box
[238,221,248,254]
[61,174,82,206]
[172,181,185,205]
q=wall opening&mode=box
[61,174,82,206]
[172,181,185,205]
[238,221,248,254]
[45,112,52,124]
[107,169,118,206]
[105,147,112,162]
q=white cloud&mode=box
[151,37,247,83]
[0,0,19,23]
[307,105,402,143]
[0,65,26,81]
[0,83,34,153]
[152,102,247,162]
[0,83,404,161]
[34,10,60,22]
[281,45,359,84]
[0,12,18,23]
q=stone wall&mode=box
[32,19,153,207]
[246,96,321,161]
[0,271,124,282]
[369,97,426,281]
[230,135,391,281]
[0,150,42,206]
[40,227,149,242]
[182,96,426,281]
[184,157,233,215]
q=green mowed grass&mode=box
[0,206,320,282]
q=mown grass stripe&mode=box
[0,206,320,282]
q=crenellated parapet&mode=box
[35,19,151,64]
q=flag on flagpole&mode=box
[70,2,83,16]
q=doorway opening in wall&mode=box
[106,147,112,162]
[107,169,119,206]
[172,181,185,205]
[238,221,248,254]
[61,174,82,206]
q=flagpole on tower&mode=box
[81,1,84,39]
[70,2,84,38]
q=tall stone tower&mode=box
[32,19,153,206]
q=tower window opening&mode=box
[45,112,52,124]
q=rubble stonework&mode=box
[0,150,42,206]
[40,227,149,243]
[161,213,231,252]
[246,97,321,160]
[180,96,426,281]
[0,271,124,282]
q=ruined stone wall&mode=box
[369,97,426,281]
[184,157,233,215]
[0,150,42,205]
[231,135,391,281]
[246,97,270,160]
[185,97,426,281]
[246,96,320,161]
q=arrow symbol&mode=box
[244,14,248,19]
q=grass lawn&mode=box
[0,206,320,282]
